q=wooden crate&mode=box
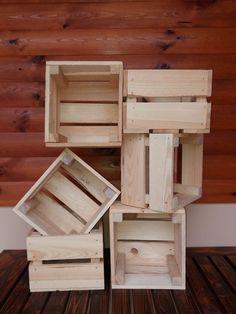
[121,133,203,212]
[123,69,212,133]
[45,61,123,147]
[110,202,185,289]
[27,223,104,292]
[13,148,120,235]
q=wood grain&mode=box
[2,54,236,81]
[0,29,236,57]
[0,1,235,31]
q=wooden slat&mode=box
[29,261,104,291]
[116,220,174,241]
[181,135,203,189]
[149,134,174,212]
[44,171,99,222]
[117,241,174,267]
[62,160,109,203]
[27,232,103,261]
[60,103,118,124]
[125,102,209,131]
[30,192,84,235]
[60,81,119,102]
[125,70,212,97]
[121,134,146,208]
[58,125,119,146]
[1,29,236,57]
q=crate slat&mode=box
[13,149,120,235]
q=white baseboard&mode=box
[1,204,236,252]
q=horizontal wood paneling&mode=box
[0,1,235,31]
[0,156,120,182]
[0,82,44,107]
[0,29,236,57]
[1,55,236,81]
[1,104,236,132]
[0,1,235,205]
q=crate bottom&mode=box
[112,273,185,290]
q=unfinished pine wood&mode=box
[13,149,120,235]
[122,133,203,212]
[121,134,147,208]
[181,134,203,190]
[27,224,104,292]
[125,101,210,132]
[124,70,212,97]
[27,229,103,261]
[149,133,175,212]
[123,69,212,133]
[29,261,104,292]
[110,202,186,289]
[45,61,123,147]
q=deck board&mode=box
[0,249,236,314]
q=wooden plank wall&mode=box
[0,0,236,205]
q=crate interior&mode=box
[17,154,116,236]
[114,213,184,288]
[48,63,122,146]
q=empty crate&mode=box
[13,148,120,235]
[123,69,212,133]
[45,61,123,147]
[122,133,203,212]
[27,223,104,292]
[110,202,185,289]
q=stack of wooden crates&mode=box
[13,61,212,292]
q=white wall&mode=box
[1,204,236,252]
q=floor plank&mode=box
[22,292,49,314]
[211,255,236,294]
[186,256,224,313]
[42,291,70,314]
[194,255,236,312]
[0,270,30,314]
[112,289,130,314]
[172,283,199,314]
[88,290,109,314]
[0,250,28,308]
[132,289,155,314]
[0,249,236,313]
[152,290,177,313]
[64,291,89,314]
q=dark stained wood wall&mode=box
[0,0,236,205]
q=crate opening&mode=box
[113,214,184,288]
[46,62,123,146]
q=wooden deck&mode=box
[0,248,236,313]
